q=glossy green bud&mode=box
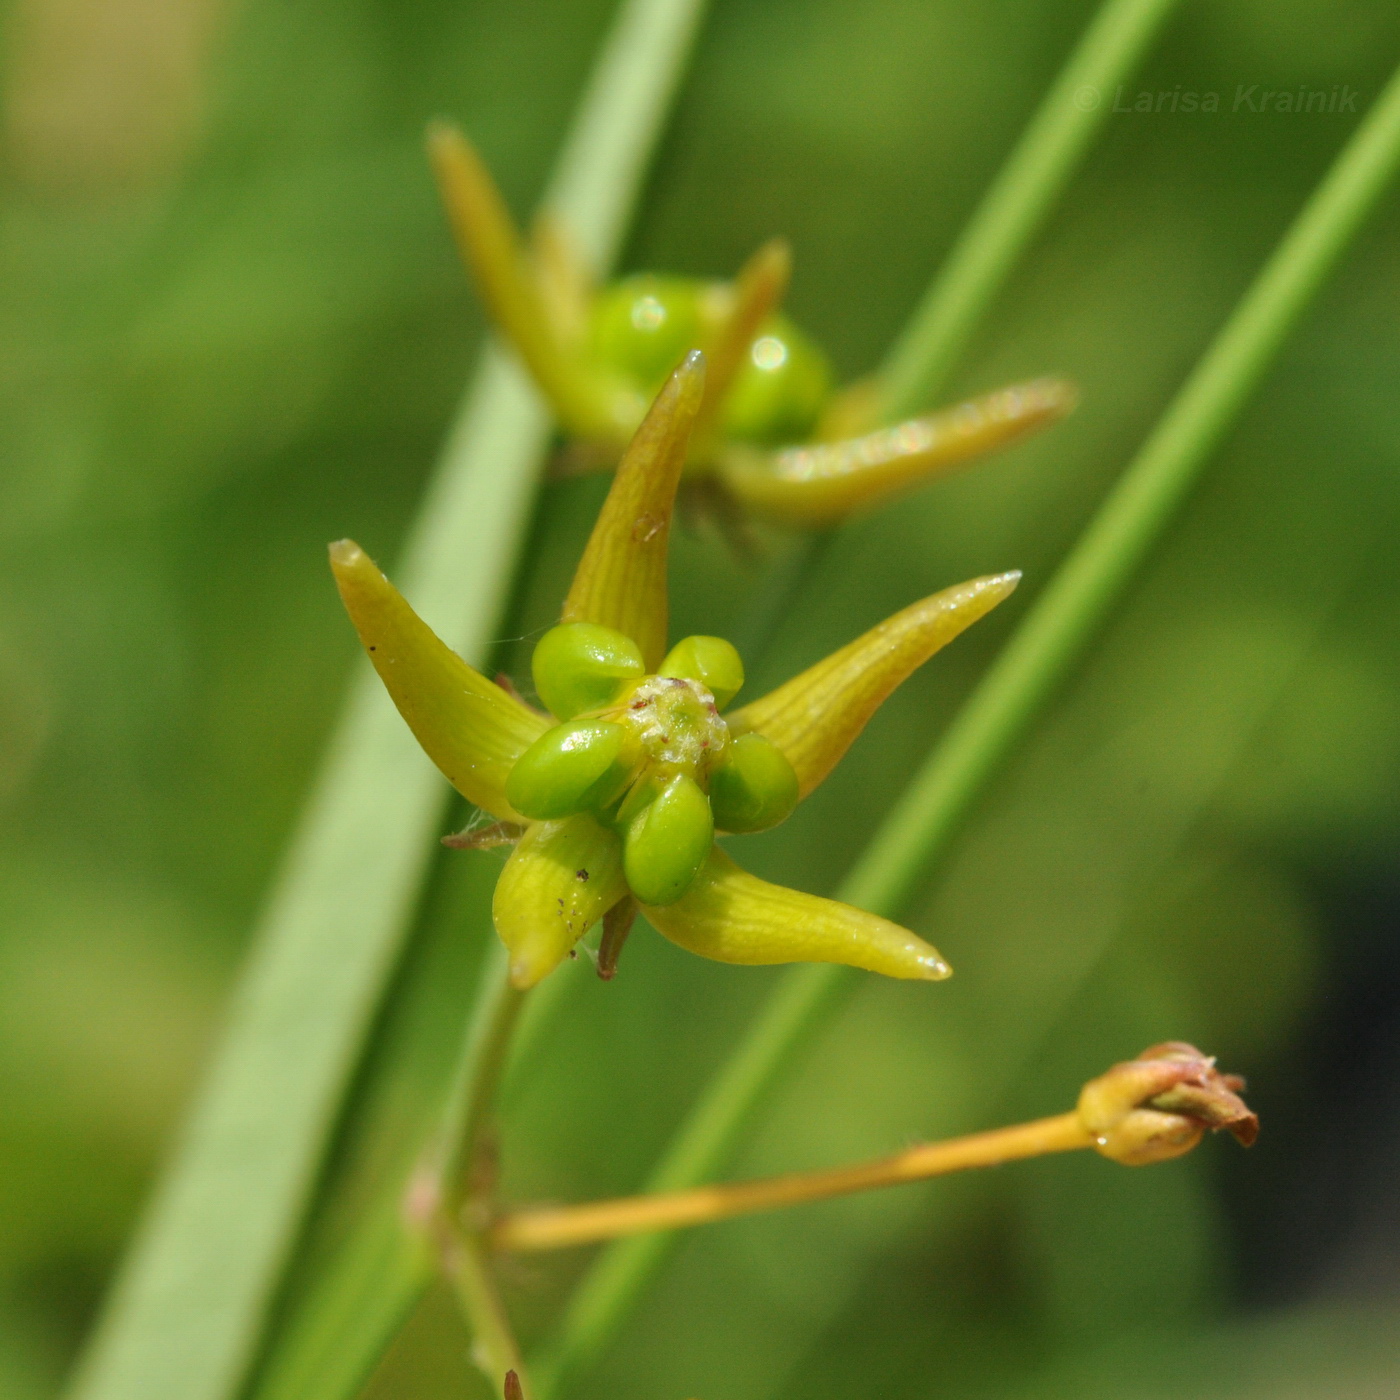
[532,621,645,721]
[658,635,745,710]
[708,732,799,833]
[721,313,832,446]
[505,719,633,821]
[622,773,714,906]
[589,275,717,395]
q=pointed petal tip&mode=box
[754,236,792,274]
[641,848,954,982]
[646,348,705,424]
[919,953,953,981]
[329,540,549,819]
[1032,375,1080,413]
[673,349,707,419]
[957,570,1021,610]
[990,375,1079,421]
[425,119,476,170]
[509,956,545,990]
[649,347,707,425]
[679,346,706,378]
[328,538,365,570]
[424,117,456,149]
[425,123,477,194]
[731,569,1023,798]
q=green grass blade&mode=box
[66,4,710,1400]
[249,880,507,1400]
[876,0,1182,420]
[732,0,1182,718]
[538,58,1400,1398]
[69,355,544,1400]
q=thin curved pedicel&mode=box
[728,572,1020,799]
[329,540,549,820]
[562,352,705,670]
[428,124,1077,526]
[717,378,1077,525]
[642,848,950,981]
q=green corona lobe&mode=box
[532,621,645,721]
[623,773,714,906]
[709,731,799,833]
[658,635,745,710]
[505,719,633,820]
[721,314,832,446]
[589,275,720,394]
[590,276,834,446]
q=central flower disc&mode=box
[617,674,729,777]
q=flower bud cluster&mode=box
[591,274,833,447]
[504,621,799,907]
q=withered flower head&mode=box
[1077,1041,1258,1167]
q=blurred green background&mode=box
[5,1,1400,1397]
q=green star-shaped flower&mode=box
[428,123,1075,528]
[332,353,1017,988]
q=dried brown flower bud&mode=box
[504,1369,524,1400]
[1077,1041,1258,1167]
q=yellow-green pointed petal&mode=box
[717,378,1076,525]
[562,352,705,669]
[729,572,1020,798]
[329,539,549,820]
[529,210,593,350]
[643,847,949,980]
[492,814,627,988]
[693,238,791,446]
[427,122,615,438]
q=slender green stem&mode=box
[731,0,1180,715]
[876,0,1182,420]
[443,1227,534,1398]
[537,60,1400,1399]
[853,59,1400,915]
[434,952,530,1391]
[68,5,711,1400]
[440,946,527,1207]
[503,948,585,1099]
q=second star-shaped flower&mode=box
[427,123,1075,529]
[332,353,1019,988]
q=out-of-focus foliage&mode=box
[4,2,1400,1399]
